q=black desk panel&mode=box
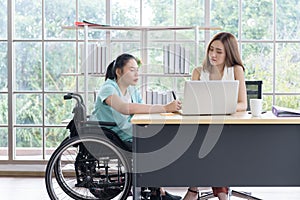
[133,124,300,187]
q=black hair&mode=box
[105,53,137,80]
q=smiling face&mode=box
[116,58,139,86]
[208,40,226,68]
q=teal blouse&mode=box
[92,79,143,142]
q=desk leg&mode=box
[132,124,140,200]
[133,184,141,200]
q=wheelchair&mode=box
[45,93,133,200]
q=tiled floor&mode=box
[1,177,300,200]
[0,177,49,200]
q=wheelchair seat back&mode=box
[64,93,131,152]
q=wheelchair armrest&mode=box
[85,120,117,126]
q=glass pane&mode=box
[78,0,106,40]
[242,0,273,40]
[45,42,76,91]
[111,42,141,60]
[276,0,300,40]
[0,0,7,39]
[197,42,205,67]
[0,128,8,160]
[15,94,42,125]
[15,127,42,160]
[149,29,199,43]
[89,77,106,93]
[262,95,273,112]
[142,0,174,26]
[110,30,141,40]
[242,43,273,93]
[275,95,300,109]
[79,0,106,24]
[78,29,107,41]
[109,0,141,40]
[176,29,204,41]
[78,75,105,93]
[210,0,238,36]
[45,94,74,125]
[111,0,140,26]
[0,42,7,91]
[176,0,204,26]
[15,0,42,39]
[45,0,76,39]
[45,127,69,159]
[276,43,300,93]
[0,94,8,124]
[15,42,42,91]
[149,30,174,40]
[144,42,167,70]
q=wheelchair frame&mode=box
[45,93,132,200]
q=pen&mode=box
[172,91,177,100]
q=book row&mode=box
[163,44,190,74]
[80,44,107,74]
[146,90,174,105]
[80,43,191,75]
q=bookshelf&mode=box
[63,22,221,105]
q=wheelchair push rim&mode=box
[45,135,132,200]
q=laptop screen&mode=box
[180,80,239,115]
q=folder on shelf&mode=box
[174,44,181,74]
[180,46,185,74]
[163,45,169,74]
[272,105,300,117]
[168,44,175,74]
[146,90,153,104]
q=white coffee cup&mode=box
[250,99,263,117]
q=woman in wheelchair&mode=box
[92,53,182,200]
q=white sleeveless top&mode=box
[200,66,235,81]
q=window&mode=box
[1,0,300,163]
[210,0,300,109]
[0,0,8,159]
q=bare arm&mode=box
[191,67,202,80]
[104,94,181,115]
[234,65,248,112]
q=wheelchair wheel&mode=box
[45,135,132,200]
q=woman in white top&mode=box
[183,32,247,200]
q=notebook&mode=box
[179,80,239,115]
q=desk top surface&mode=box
[131,111,300,124]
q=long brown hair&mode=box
[202,32,244,72]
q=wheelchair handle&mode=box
[68,93,84,103]
[64,94,73,100]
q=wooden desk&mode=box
[131,112,300,187]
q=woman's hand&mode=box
[106,94,182,114]
[164,100,182,112]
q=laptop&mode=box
[180,80,239,115]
